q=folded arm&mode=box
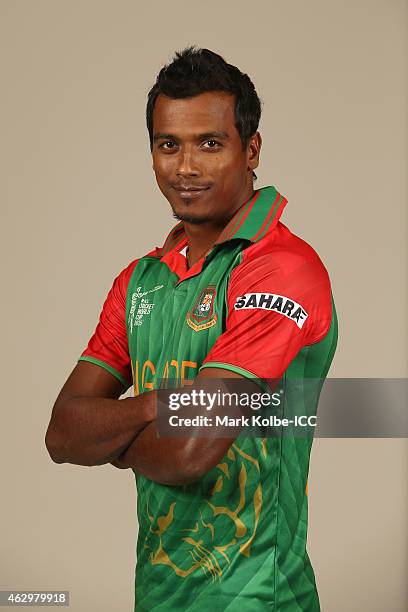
[111,367,251,485]
[45,361,157,466]
[45,361,249,479]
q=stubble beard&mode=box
[172,211,212,225]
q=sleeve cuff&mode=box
[199,361,273,394]
[78,356,131,389]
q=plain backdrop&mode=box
[1,1,407,611]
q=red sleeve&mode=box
[200,244,333,381]
[78,259,139,388]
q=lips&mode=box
[173,185,211,192]
[172,185,211,199]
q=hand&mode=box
[110,457,130,469]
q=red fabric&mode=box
[202,222,333,379]
[80,259,139,384]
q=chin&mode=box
[170,199,213,225]
[172,211,211,225]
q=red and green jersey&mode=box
[79,186,338,611]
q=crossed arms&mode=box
[45,360,249,485]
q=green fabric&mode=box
[77,355,129,388]
[199,361,273,394]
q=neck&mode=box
[184,185,256,268]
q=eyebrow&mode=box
[153,131,230,142]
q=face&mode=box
[151,91,261,226]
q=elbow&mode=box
[132,453,208,486]
[159,453,212,486]
[161,470,202,487]
[171,440,231,484]
[44,429,66,464]
[176,460,209,485]
[170,441,237,485]
[45,398,76,465]
[149,470,203,487]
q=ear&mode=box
[247,131,262,171]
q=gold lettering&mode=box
[142,360,155,390]
[181,360,198,385]
[133,360,139,396]
[169,359,179,385]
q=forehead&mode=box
[152,91,237,136]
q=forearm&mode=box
[112,374,263,484]
[45,393,156,467]
[114,420,235,485]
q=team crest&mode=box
[186,286,218,332]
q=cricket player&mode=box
[46,47,338,611]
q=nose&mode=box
[176,147,201,178]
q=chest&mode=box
[126,246,242,393]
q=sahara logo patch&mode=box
[234,293,308,329]
[186,286,218,332]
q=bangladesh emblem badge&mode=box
[186,286,218,332]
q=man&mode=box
[46,47,337,611]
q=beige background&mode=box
[1,1,407,610]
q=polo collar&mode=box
[156,186,287,257]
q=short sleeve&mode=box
[78,259,139,388]
[200,247,333,381]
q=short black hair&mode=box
[146,46,262,152]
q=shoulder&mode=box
[228,222,334,344]
[110,246,160,302]
[231,222,330,287]
[111,258,140,297]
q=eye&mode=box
[202,140,221,149]
[159,140,177,150]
